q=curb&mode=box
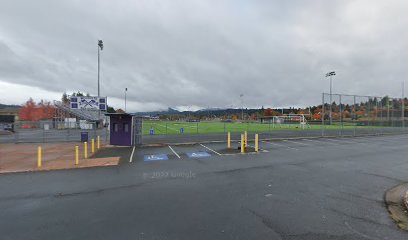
[384,183,408,231]
[405,190,408,211]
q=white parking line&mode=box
[247,144,269,152]
[302,139,338,145]
[262,141,299,150]
[325,138,366,144]
[168,145,181,159]
[283,140,310,146]
[199,143,221,155]
[129,146,135,163]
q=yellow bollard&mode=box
[84,142,88,159]
[241,134,244,153]
[97,136,100,149]
[91,139,95,153]
[227,132,231,149]
[255,134,259,152]
[37,146,42,168]
[75,145,79,165]
[244,131,248,147]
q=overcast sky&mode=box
[1,0,408,112]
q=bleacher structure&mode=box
[53,101,104,125]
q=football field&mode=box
[142,120,379,135]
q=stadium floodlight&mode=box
[325,71,336,125]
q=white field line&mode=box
[129,146,136,163]
[283,140,310,146]
[155,123,178,131]
[262,141,298,150]
[168,145,181,159]
[199,143,221,155]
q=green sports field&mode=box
[142,120,380,135]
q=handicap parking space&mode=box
[170,144,215,159]
[132,145,177,163]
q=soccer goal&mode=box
[272,114,310,129]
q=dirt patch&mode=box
[0,142,118,174]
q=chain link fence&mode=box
[0,120,109,143]
[321,93,408,136]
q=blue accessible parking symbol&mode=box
[144,154,168,161]
[186,151,211,158]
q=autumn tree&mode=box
[264,108,273,116]
[19,98,55,121]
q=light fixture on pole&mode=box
[325,71,336,125]
[125,88,128,112]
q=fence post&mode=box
[339,94,343,137]
[353,95,356,136]
[196,122,199,134]
[321,93,325,137]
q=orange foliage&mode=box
[264,108,273,116]
[19,98,55,121]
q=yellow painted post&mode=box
[97,136,100,149]
[227,132,231,149]
[244,131,248,147]
[241,134,244,153]
[37,146,42,168]
[75,145,79,165]
[91,139,95,153]
[84,142,88,159]
[255,134,259,152]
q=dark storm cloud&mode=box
[1,0,408,111]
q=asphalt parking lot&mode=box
[2,134,408,239]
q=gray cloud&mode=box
[1,0,408,111]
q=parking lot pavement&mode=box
[93,135,408,166]
[3,135,408,239]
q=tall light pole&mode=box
[325,71,336,125]
[125,88,128,112]
[240,94,244,120]
[97,40,104,120]
[98,40,104,98]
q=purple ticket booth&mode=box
[106,113,142,146]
